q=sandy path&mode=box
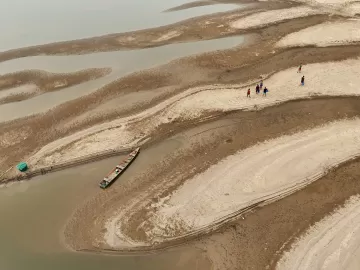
[277,195,360,270]
[106,119,360,247]
[229,6,323,29]
[28,58,360,167]
[277,20,360,47]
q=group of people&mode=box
[298,64,305,85]
[247,80,268,98]
[246,64,305,98]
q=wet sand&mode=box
[198,155,360,270]
[0,13,352,175]
[0,35,245,122]
[0,68,110,104]
[4,1,360,269]
[0,154,211,270]
[0,0,245,51]
[24,57,360,171]
[0,1,288,62]
[58,97,360,270]
[63,97,360,249]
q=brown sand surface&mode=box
[0,1,295,62]
[197,151,360,270]
[195,154,360,269]
[3,2,360,269]
[0,68,110,104]
[0,14,354,173]
[0,92,36,105]
[63,97,360,251]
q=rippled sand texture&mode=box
[230,6,323,29]
[277,20,360,47]
[28,58,360,168]
[277,195,360,270]
[105,119,360,246]
[4,0,360,269]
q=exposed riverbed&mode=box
[0,0,241,51]
[0,35,244,122]
[0,140,210,270]
[4,0,360,269]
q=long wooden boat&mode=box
[99,147,140,189]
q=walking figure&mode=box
[263,87,268,96]
[247,88,251,98]
[256,84,260,94]
[301,76,305,86]
[260,80,263,90]
[298,64,302,73]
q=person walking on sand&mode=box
[298,64,302,73]
[263,87,268,96]
[260,80,263,90]
[247,88,251,98]
[301,76,305,86]
[256,84,260,94]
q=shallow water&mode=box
[0,0,240,51]
[0,138,211,270]
[0,35,244,122]
[0,36,245,74]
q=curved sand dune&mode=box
[29,58,360,167]
[277,20,360,47]
[105,119,360,247]
[276,195,360,270]
[296,0,360,8]
[229,7,323,29]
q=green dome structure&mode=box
[16,162,28,172]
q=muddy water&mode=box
[0,35,244,122]
[0,0,241,51]
[0,138,211,270]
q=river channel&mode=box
[0,35,245,123]
[0,137,211,270]
[0,1,244,268]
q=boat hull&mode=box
[99,147,140,189]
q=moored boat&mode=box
[99,147,140,189]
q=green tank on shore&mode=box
[17,162,28,172]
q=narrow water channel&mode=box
[0,138,211,270]
[0,2,243,269]
[0,35,245,122]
